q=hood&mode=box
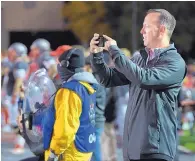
[69,71,99,84]
[68,72,99,94]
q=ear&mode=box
[159,25,166,37]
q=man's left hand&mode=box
[47,156,59,161]
[47,157,55,161]
[47,150,59,161]
[103,35,117,51]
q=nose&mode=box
[140,27,144,34]
[140,27,144,35]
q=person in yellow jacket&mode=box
[43,48,99,161]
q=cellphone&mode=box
[97,35,105,47]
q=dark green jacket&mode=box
[90,44,186,161]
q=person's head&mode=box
[41,56,57,79]
[140,9,176,49]
[8,42,27,62]
[1,58,12,75]
[30,38,51,59]
[57,48,85,81]
[187,59,195,75]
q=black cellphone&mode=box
[97,35,106,47]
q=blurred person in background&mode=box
[1,56,12,129]
[183,59,195,88]
[5,42,29,154]
[114,48,131,161]
[40,55,59,87]
[30,38,51,66]
[179,87,195,136]
[85,56,107,161]
[102,50,131,161]
[28,38,51,78]
[174,82,195,161]
[44,48,98,161]
[181,60,195,136]
[174,90,183,161]
[90,9,186,161]
[100,52,118,161]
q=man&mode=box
[28,38,51,78]
[30,38,51,61]
[6,42,29,154]
[43,48,99,161]
[90,9,186,161]
[1,57,12,131]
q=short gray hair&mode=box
[146,9,176,39]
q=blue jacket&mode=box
[43,72,99,161]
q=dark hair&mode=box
[147,9,176,39]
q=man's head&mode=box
[57,48,85,81]
[30,38,51,59]
[8,42,27,62]
[187,59,195,75]
[140,9,176,49]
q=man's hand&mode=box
[90,33,103,53]
[47,150,59,161]
[103,35,117,51]
[47,157,55,161]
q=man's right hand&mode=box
[90,33,103,53]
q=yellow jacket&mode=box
[44,81,95,161]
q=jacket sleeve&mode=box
[49,88,82,154]
[90,52,130,88]
[109,45,186,90]
[96,85,106,112]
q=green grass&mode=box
[180,127,195,152]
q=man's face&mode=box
[8,49,17,62]
[29,47,40,60]
[140,12,164,49]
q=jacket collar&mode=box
[140,43,176,61]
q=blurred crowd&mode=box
[1,38,195,161]
[178,59,195,136]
